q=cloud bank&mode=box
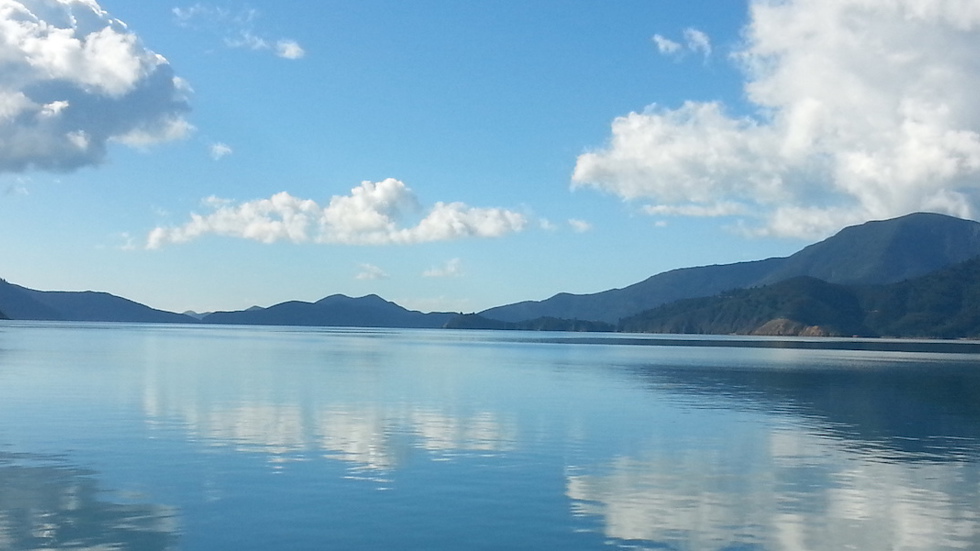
[0,0,191,173]
[146,178,528,248]
[575,0,980,238]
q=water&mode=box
[0,322,978,550]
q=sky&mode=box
[1,0,979,315]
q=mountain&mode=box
[620,277,870,337]
[0,280,64,320]
[202,294,457,328]
[620,255,980,339]
[0,279,196,323]
[480,213,980,324]
[756,211,980,285]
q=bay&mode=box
[0,322,978,550]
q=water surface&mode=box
[0,322,978,550]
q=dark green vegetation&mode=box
[480,212,980,324]
[622,256,980,339]
[620,277,869,337]
[3,212,980,338]
[444,314,614,332]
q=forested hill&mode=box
[620,255,980,339]
[480,212,980,324]
[201,294,456,328]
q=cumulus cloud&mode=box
[355,263,389,280]
[173,3,305,60]
[0,0,191,173]
[578,0,980,238]
[423,258,463,278]
[146,178,528,249]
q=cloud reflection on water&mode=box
[147,399,516,472]
[0,453,178,551]
[567,420,980,550]
[128,327,980,549]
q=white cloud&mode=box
[423,258,463,278]
[173,3,304,60]
[683,28,711,58]
[0,0,191,172]
[146,178,528,249]
[652,27,712,58]
[209,142,233,160]
[355,263,389,280]
[578,0,980,238]
[568,219,593,233]
[276,39,305,60]
[652,34,681,54]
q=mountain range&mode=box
[2,212,980,336]
[619,254,980,339]
[201,294,455,328]
[0,280,454,329]
[478,212,980,323]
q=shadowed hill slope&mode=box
[480,213,980,324]
[621,255,980,339]
[0,279,196,323]
[202,294,456,328]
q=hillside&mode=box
[0,279,194,323]
[480,213,980,324]
[443,314,614,332]
[621,256,980,339]
[202,294,456,328]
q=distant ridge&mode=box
[479,213,980,324]
[4,212,980,332]
[202,294,456,328]
[0,279,196,323]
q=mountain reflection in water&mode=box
[1,324,978,550]
[565,348,980,550]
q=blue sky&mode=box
[2,1,979,314]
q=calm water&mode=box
[1,322,979,550]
